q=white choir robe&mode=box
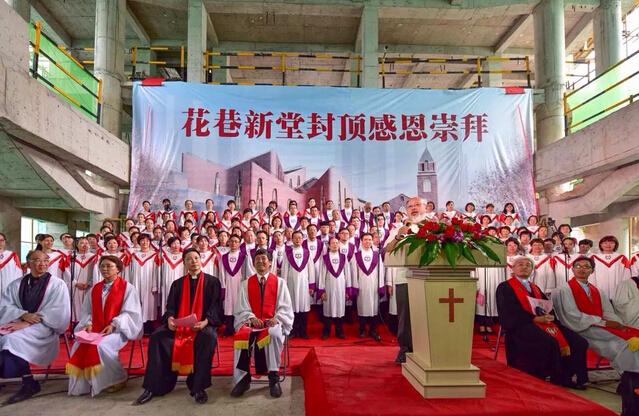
[199,251,218,276]
[0,275,70,366]
[527,254,556,294]
[129,250,160,322]
[0,250,23,295]
[553,284,639,373]
[351,249,385,317]
[46,250,67,279]
[68,282,143,396]
[281,246,316,313]
[271,244,286,275]
[303,239,324,305]
[385,266,397,316]
[591,253,630,299]
[159,251,184,315]
[318,252,351,318]
[217,250,250,316]
[553,254,579,288]
[613,279,639,328]
[631,253,639,277]
[64,253,99,322]
[474,266,506,317]
[232,275,294,383]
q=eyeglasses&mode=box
[574,265,593,270]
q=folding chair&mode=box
[43,331,72,382]
[127,338,146,372]
[251,335,290,384]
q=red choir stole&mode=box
[233,273,278,350]
[507,277,571,356]
[171,272,205,375]
[66,277,127,378]
[568,277,639,340]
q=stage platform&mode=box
[21,314,617,416]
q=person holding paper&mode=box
[496,256,588,389]
[66,255,143,396]
[231,248,294,398]
[134,248,223,405]
[0,250,70,404]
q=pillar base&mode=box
[402,353,486,398]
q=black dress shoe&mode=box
[132,390,154,406]
[230,375,251,397]
[562,381,587,390]
[269,382,282,398]
[369,331,381,342]
[193,390,208,404]
[5,380,40,405]
[358,329,366,338]
[395,350,406,364]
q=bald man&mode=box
[384,196,427,363]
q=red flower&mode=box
[417,225,429,238]
[444,225,455,237]
[472,223,482,232]
[451,217,462,225]
[426,234,437,241]
[472,232,482,240]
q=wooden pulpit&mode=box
[385,242,506,398]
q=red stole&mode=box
[568,277,639,340]
[66,277,127,378]
[234,273,278,350]
[171,273,205,375]
[506,277,571,356]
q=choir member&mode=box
[231,249,294,398]
[440,200,459,222]
[196,236,217,276]
[283,200,301,230]
[178,200,197,226]
[64,237,98,322]
[505,237,520,275]
[135,212,146,230]
[0,250,70,404]
[281,231,315,339]
[483,203,498,224]
[526,215,540,235]
[67,256,143,396]
[318,237,351,339]
[199,199,218,227]
[134,248,223,405]
[591,235,630,299]
[302,197,317,218]
[499,202,521,228]
[240,208,253,232]
[59,233,75,256]
[270,216,284,235]
[217,235,248,336]
[159,237,184,315]
[558,224,573,238]
[341,198,354,224]
[226,200,240,219]
[475,242,506,336]
[496,256,588,389]
[40,234,67,278]
[218,209,233,233]
[270,231,286,275]
[95,236,130,283]
[129,234,159,330]
[462,202,477,221]
[351,233,384,341]
[518,230,532,254]
[360,201,375,231]
[307,206,322,227]
[527,238,556,295]
[537,225,549,240]
[140,200,156,223]
[578,239,593,256]
[323,200,334,222]
[0,233,23,294]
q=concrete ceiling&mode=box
[28,0,638,88]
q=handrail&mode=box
[564,48,639,134]
[29,21,102,122]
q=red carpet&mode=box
[39,314,614,415]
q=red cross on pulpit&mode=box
[439,288,464,323]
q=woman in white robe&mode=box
[591,236,631,300]
[216,235,249,336]
[129,234,159,324]
[68,256,143,396]
[281,232,315,338]
[63,238,99,322]
[351,234,384,340]
[0,233,23,295]
[159,237,184,315]
[318,237,352,339]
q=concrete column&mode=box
[533,0,566,149]
[94,0,126,138]
[187,0,207,83]
[359,4,379,88]
[593,0,622,74]
[6,0,30,22]
[484,56,503,87]
[0,198,22,257]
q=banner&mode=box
[129,82,535,218]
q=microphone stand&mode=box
[158,234,165,321]
[564,250,570,287]
[68,238,78,335]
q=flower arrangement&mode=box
[390,217,503,268]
